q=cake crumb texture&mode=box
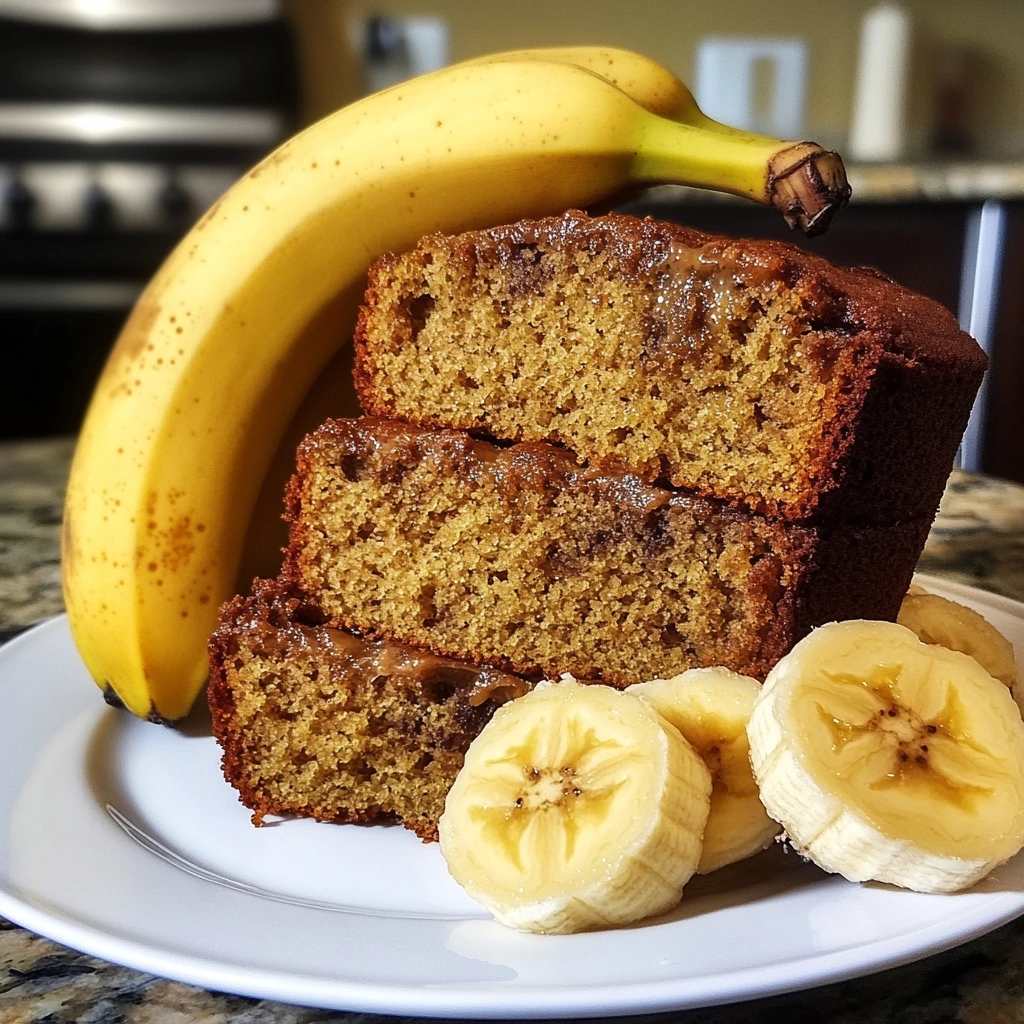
[283,418,932,685]
[355,211,985,523]
[208,580,532,841]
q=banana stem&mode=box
[633,115,851,237]
[766,142,852,237]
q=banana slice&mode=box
[628,668,780,873]
[438,677,712,933]
[898,589,1018,689]
[748,620,1024,893]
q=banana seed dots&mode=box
[870,704,940,772]
[515,766,584,810]
[750,620,1024,894]
[439,679,712,933]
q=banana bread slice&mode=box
[281,417,932,685]
[208,579,532,840]
[354,211,985,523]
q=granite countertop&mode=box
[3,438,1024,1023]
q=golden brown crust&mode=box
[354,211,984,523]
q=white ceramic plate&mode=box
[2,573,1024,1018]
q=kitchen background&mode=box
[2,0,1023,481]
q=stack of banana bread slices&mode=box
[208,211,986,840]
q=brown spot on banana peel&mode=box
[159,513,199,573]
[767,142,851,238]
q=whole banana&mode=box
[63,54,850,721]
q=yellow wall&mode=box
[289,0,1024,155]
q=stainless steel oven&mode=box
[0,0,298,437]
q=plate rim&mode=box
[2,577,1024,1018]
[4,858,1024,1019]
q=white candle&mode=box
[849,3,913,162]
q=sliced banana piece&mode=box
[748,620,1024,893]
[898,589,1018,689]
[628,668,780,873]
[438,678,712,934]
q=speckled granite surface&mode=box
[3,438,1024,1024]
[0,439,69,645]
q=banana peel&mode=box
[62,49,850,721]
